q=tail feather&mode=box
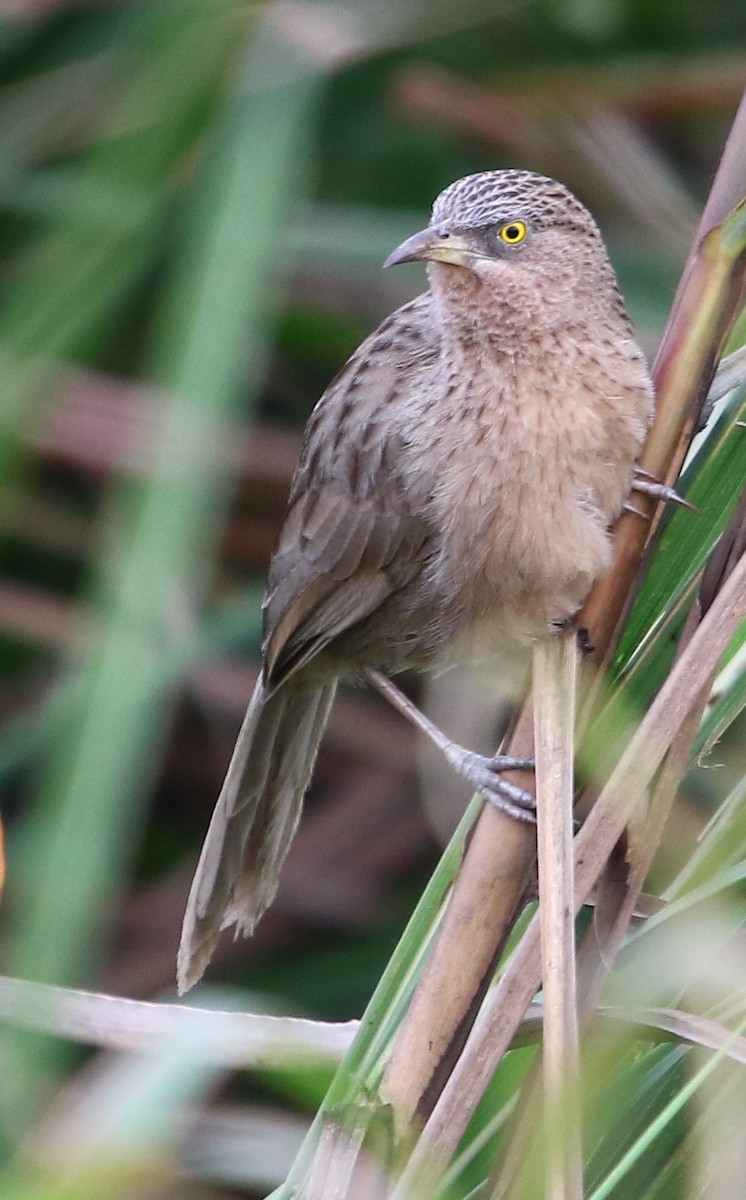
[177,678,336,992]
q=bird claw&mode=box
[483,778,537,823]
[623,500,648,518]
[631,473,695,511]
[452,750,537,823]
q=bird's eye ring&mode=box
[498,221,527,245]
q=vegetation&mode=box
[0,2,744,1197]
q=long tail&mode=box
[177,677,336,992]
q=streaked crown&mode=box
[431,170,599,238]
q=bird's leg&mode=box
[365,668,536,822]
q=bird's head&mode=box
[384,170,623,336]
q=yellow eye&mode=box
[498,221,527,245]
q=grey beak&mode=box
[383,227,475,270]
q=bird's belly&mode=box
[430,483,613,645]
[313,490,611,680]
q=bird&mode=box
[177,169,654,992]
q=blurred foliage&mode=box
[0,1,743,1197]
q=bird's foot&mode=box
[631,469,695,512]
[364,669,536,822]
[443,746,536,822]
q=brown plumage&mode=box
[177,170,653,992]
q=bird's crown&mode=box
[431,170,598,237]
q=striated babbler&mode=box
[178,170,653,992]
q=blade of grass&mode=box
[270,794,484,1198]
[0,976,355,1069]
[0,2,318,1142]
[586,1016,746,1200]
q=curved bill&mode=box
[383,227,475,270]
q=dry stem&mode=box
[393,545,746,1192]
[534,630,582,1200]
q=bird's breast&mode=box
[401,335,650,641]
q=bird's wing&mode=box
[263,292,439,686]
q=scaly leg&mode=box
[365,668,536,822]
